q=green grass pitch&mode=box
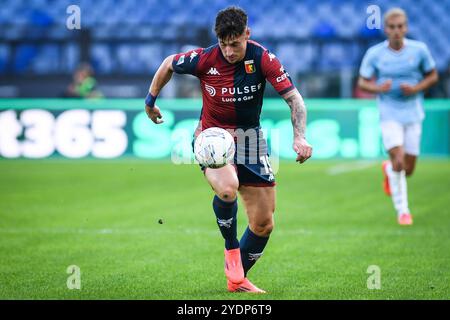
[0,159,449,299]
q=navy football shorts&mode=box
[193,128,276,187]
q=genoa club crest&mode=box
[244,60,255,74]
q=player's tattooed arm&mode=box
[284,89,307,139]
[283,89,312,163]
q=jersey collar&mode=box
[385,38,409,54]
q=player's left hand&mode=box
[293,137,312,164]
[400,83,419,96]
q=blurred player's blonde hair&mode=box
[384,8,408,25]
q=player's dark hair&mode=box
[214,6,248,40]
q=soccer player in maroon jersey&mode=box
[145,6,312,293]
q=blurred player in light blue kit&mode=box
[358,8,438,225]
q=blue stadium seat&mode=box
[91,44,113,74]
[1,0,449,74]
[31,45,60,74]
[0,45,9,73]
[14,45,38,73]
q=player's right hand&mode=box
[293,137,312,164]
[145,105,164,124]
[378,79,392,93]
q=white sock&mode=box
[386,162,410,215]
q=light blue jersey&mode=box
[359,39,436,124]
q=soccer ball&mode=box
[194,127,235,168]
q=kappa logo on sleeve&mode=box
[189,51,198,62]
[268,53,276,62]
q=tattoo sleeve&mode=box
[285,92,307,139]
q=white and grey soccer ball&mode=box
[194,127,235,168]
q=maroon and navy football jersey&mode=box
[172,40,295,130]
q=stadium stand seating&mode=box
[0,0,449,75]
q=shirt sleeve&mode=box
[359,48,376,79]
[420,44,436,73]
[261,50,295,96]
[172,48,204,76]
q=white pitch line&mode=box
[0,227,444,237]
[327,161,377,175]
[0,227,312,236]
[0,227,218,236]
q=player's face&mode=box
[384,15,407,42]
[218,29,250,64]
